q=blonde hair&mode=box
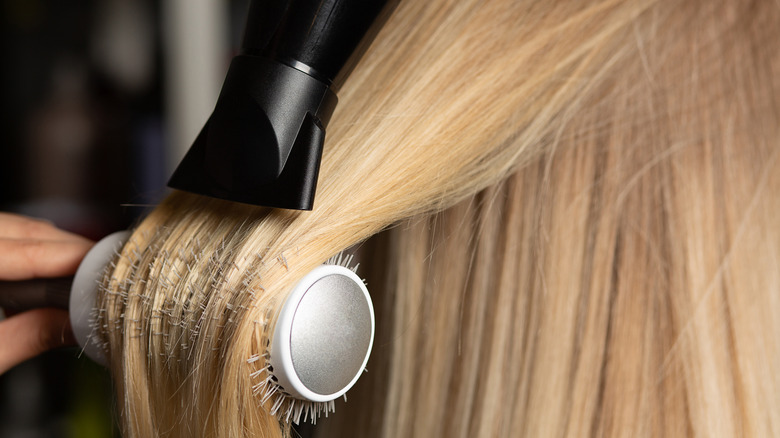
[95,0,780,436]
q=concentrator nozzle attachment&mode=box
[168,57,336,210]
[168,0,397,210]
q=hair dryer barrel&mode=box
[242,0,397,89]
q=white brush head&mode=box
[69,230,130,366]
[270,265,375,403]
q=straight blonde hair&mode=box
[95,0,780,436]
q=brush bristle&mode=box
[246,250,363,424]
[247,352,337,424]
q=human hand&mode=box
[0,213,93,374]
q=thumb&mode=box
[0,308,76,374]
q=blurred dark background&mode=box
[0,0,247,435]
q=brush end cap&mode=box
[70,230,130,366]
[270,265,375,402]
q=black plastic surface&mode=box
[168,57,335,210]
[242,0,396,89]
[168,0,396,210]
[0,277,73,312]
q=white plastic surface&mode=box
[270,265,375,402]
[69,230,130,366]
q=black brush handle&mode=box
[0,277,73,312]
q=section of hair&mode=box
[93,0,780,436]
[314,0,780,437]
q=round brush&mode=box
[0,232,374,423]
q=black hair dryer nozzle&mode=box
[168,0,396,210]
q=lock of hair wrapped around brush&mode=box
[91,211,375,433]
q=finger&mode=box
[0,213,91,243]
[0,308,76,375]
[0,238,93,280]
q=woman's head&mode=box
[95,0,780,436]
